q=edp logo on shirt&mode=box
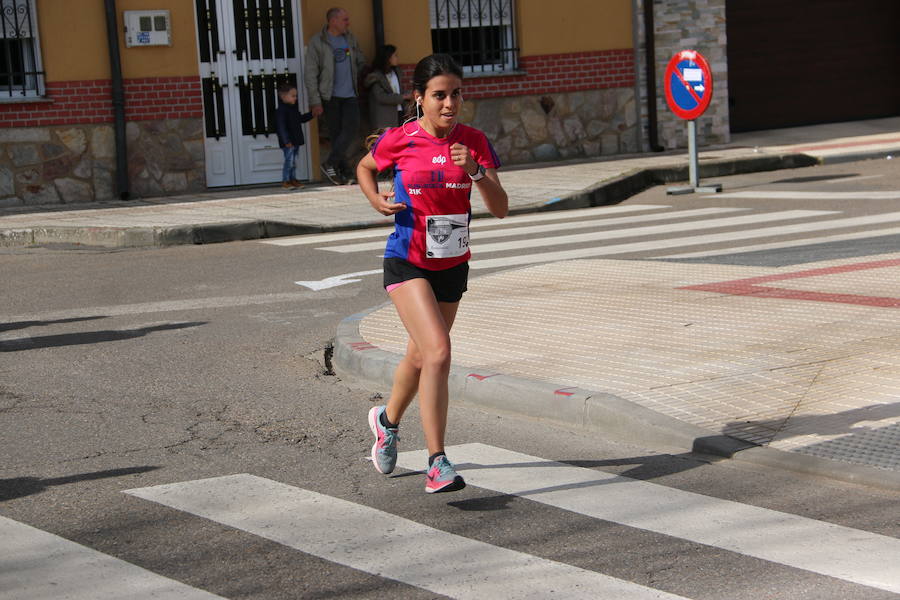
[432,155,447,165]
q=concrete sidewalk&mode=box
[335,253,900,491]
[2,116,898,248]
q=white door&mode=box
[195,0,310,187]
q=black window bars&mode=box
[0,0,44,98]
[430,0,518,74]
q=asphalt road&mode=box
[1,158,898,599]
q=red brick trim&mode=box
[399,49,634,100]
[0,76,202,128]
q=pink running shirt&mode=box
[371,123,501,270]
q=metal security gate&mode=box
[195,0,309,187]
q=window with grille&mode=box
[1,0,44,99]
[430,0,518,75]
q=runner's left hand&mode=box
[450,143,476,176]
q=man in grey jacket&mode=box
[304,7,366,184]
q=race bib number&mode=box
[425,213,469,258]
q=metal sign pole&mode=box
[688,119,699,188]
[667,118,723,195]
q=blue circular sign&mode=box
[664,50,713,120]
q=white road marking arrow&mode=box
[294,269,382,291]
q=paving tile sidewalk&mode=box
[337,253,900,491]
[3,117,898,248]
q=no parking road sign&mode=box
[664,50,713,121]
[663,49,721,195]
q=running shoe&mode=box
[425,455,466,493]
[320,162,342,185]
[368,405,398,474]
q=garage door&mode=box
[726,0,900,132]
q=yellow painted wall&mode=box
[382,0,431,64]
[38,1,633,83]
[39,1,109,81]
[299,1,430,67]
[517,0,633,55]
[117,0,200,78]
[38,0,198,82]
[301,1,373,60]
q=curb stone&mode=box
[334,303,900,492]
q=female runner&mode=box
[356,54,508,493]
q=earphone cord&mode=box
[402,99,423,136]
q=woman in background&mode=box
[364,44,409,129]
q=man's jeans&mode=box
[282,145,298,182]
[323,96,360,171]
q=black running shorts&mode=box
[383,258,469,303]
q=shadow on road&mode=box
[0,321,207,352]
[0,466,160,501]
[0,315,107,333]
[437,452,717,512]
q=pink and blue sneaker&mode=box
[425,455,466,493]
[368,405,399,474]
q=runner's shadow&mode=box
[0,466,159,501]
[444,452,711,512]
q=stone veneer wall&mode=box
[635,0,730,151]
[0,77,205,206]
[460,88,638,165]
[0,119,205,207]
[392,49,638,165]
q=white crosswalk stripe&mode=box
[267,193,900,275]
[468,209,835,254]
[658,225,900,259]
[276,202,900,286]
[709,190,900,200]
[0,516,225,600]
[261,203,672,246]
[295,204,900,265]
[469,210,900,270]
[319,207,749,253]
[397,444,900,594]
[125,474,689,600]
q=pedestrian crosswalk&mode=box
[4,443,897,599]
[0,516,225,600]
[263,202,900,272]
[398,445,900,594]
[125,474,690,600]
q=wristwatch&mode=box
[468,163,486,182]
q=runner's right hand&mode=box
[372,192,406,216]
